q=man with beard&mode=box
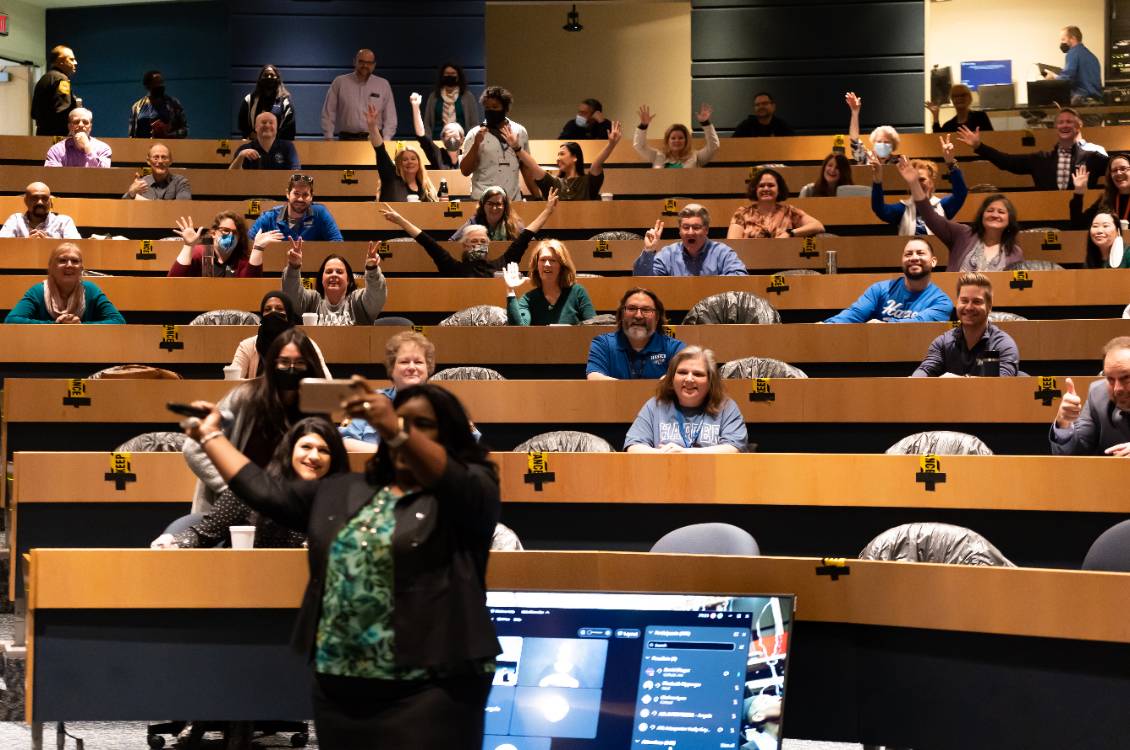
[1050,337,1130,456]
[247,174,342,243]
[0,182,81,238]
[587,288,686,380]
[824,238,953,323]
[911,273,1019,377]
[32,45,78,136]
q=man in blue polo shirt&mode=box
[230,111,300,170]
[824,237,953,323]
[248,173,343,246]
[632,204,746,276]
[587,288,685,380]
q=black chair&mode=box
[650,523,760,555]
[1082,520,1130,571]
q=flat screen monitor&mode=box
[484,591,795,750]
[961,60,1013,91]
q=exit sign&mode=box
[0,13,8,36]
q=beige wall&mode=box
[0,0,46,135]
[925,0,1104,123]
[486,1,691,139]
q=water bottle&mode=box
[825,250,838,275]
[439,179,449,200]
[201,241,216,277]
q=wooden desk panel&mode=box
[24,548,1130,645]
[0,230,1089,275]
[0,269,1124,315]
[0,377,1094,426]
[13,451,1129,514]
[0,190,1100,232]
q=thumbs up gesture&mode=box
[1055,377,1082,429]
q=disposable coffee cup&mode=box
[222,365,242,381]
[229,525,256,549]
[600,193,614,201]
[301,312,318,326]
[406,195,421,202]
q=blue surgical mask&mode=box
[574,114,588,128]
[218,233,235,251]
[873,142,893,159]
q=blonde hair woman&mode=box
[368,104,436,202]
[502,239,595,325]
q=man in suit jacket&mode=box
[955,108,1108,190]
[1050,337,1130,455]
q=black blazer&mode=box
[974,141,1109,190]
[229,457,501,669]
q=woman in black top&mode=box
[238,65,297,140]
[367,104,437,202]
[380,188,558,277]
[927,84,993,134]
[180,383,500,750]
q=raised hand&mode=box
[844,92,862,112]
[544,187,560,212]
[286,237,303,268]
[380,202,405,226]
[499,123,520,149]
[637,105,654,127]
[696,103,713,124]
[254,228,284,250]
[894,154,919,185]
[1055,378,1082,428]
[502,261,525,290]
[608,120,623,145]
[365,103,382,133]
[365,241,382,269]
[867,150,884,181]
[939,134,955,165]
[409,92,422,108]
[643,218,664,251]
[1071,164,1090,193]
[173,216,202,245]
[954,125,981,149]
[925,101,940,118]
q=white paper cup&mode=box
[229,525,256,549]
[600,192,614,201]
[301,312,318,326]
[223,365,242,381]
[406,194,421,202]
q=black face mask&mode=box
[442,75,459,87]
[260,79,280,94]
[255,313,293,368]
[149,85,166,99]
[274,366,304,392]
[1060,42,1071,54]
[483,109,506,129]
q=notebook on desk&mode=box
[484,590,795,750]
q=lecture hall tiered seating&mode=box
[5,124,1130,747]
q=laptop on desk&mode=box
[484,590,796,750]
[978,84,1016,109]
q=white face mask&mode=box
[873,142,893,159]
[574,114,588,128]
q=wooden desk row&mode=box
[0,231,1090,275]
[5,125,1130,167]
[13,451,1127,514]
[0,162,1036,201]
[0,190,1099,233]
[0,319,1120,368]
[0,269,1125,316]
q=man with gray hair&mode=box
[633,204,746,276]
[43,108,111,167]
[1050,337,1130,456]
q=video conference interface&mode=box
[484,592,794,750]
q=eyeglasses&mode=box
[1112,167,1130,175]
[484,200,506,209]
[623,305,657,315]
[276,359,309,371]
[289,174,314,186]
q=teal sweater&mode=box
[507,284,595,326]
[5,280,126,324]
